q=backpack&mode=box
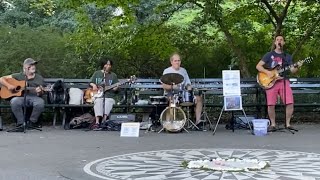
[69,113,95,129]
[47,80,68,104]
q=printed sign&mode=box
[224,96,242,111]
[222,70,241,96]
[120,122,140,137]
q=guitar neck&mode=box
[103,81,128,91]
[277,58,311,74]
[278,64,295,73]
[25,86,49,92]
[100,76,136,93]
[277,60,303,74]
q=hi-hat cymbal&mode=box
[160,73,184,85]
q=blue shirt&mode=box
[262,51,293,69]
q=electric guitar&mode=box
[84,75,136,104]
[257,57,313,89]
[0,78,51,99]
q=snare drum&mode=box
[180,90,194,106]
[150,96,168,105]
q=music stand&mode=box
[7,75,42,133]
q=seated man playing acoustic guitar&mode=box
[89,59,119,130]
[0,58,45,132]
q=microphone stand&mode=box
[282,47,298,134]
[102,70,106,125]
[274,45,297,134]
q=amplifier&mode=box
[109,114,135,122]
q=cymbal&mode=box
[160,73,184,85]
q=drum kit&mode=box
[156,73,200,133]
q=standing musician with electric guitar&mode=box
[256,35,303,132]
[88,58,120,131]
[0,58,45,132]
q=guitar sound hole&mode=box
[15,86,21,91]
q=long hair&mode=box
[99,57,113,69]
[271,34,285,50]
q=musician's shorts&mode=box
[266,79,293,106]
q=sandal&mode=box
[267,126,276,132]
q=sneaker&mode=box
[28,121,42,128]
[8,125,24,132]
[92,123,101,131]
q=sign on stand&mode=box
[222,70,242,111]
[120,122,140,137]
[213,70,253,135]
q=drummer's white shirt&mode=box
[162,66,191,87]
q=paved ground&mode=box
[0,124,320,180]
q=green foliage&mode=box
[1,0,320,79]
[0,25,80,78]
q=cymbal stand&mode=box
[200,90,213,130]
[184,105,199,130]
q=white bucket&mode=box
[252,119,270,136]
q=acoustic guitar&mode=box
[257,57,313,89]
[0,78,51,99]
[84,75,136,104]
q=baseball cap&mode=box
[23,58,38,65]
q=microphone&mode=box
[278,43,282,49]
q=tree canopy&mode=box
[1,0,320,78]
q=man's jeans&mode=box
[10,96,45,125]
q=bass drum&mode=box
[160,106,186,132]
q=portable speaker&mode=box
[105,114,136,131]
[109,114,135,122]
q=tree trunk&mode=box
[217,19,250,77]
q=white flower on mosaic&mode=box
[184,158,270,172]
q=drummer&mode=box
[161,52,203,126]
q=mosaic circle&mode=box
[84,148,320,180]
